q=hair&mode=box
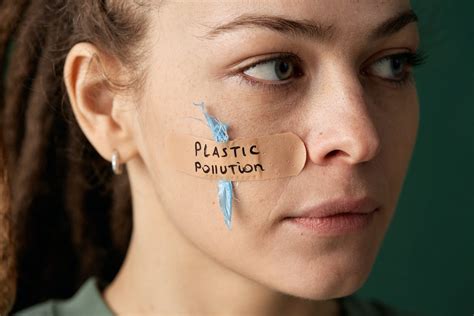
[0,0,153,313]
[0,130,15,315]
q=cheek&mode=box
[391,92,419,176]
[375,88,419,207]
[152,145,291,234]
[138,100,290,244]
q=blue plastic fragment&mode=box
[194,102,233,230]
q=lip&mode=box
[285,196,379,219]
[282,196,380,236]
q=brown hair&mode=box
[0,0,152,312]
[0,133,15,315]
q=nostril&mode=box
[326,150,347,159]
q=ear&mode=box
[63,42,138,165]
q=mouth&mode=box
[282,196,380,236]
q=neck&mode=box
[103,164,341,316]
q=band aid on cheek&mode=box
[165,132,307,181]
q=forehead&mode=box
[157,0,412,37]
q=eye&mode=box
[242,56,302,83]
[365,52,424,82]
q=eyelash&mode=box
[237,51,427,92]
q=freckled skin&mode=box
[67,0,419,315]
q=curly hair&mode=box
[0,0,153,313]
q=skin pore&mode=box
[64,0,420,315]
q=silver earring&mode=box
[111,149,123,175]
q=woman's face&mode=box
[130,0,419,299]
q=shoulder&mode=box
[14,278,113,316]
[339,295,428,316]
[14,301,55,316]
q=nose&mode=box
[305,68,381,166]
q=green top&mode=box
[15,278,423,316]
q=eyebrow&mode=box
[204,9,418,41]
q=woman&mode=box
[1,0,426,315]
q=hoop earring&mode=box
[111,149,123,175]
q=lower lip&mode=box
[285,209,377,236]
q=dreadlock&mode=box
[0,130,15,316]
[0,0,151,312]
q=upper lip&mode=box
[287,196,379,219]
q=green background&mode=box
[357,1,474,315]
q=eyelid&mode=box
[228,51,299,70]
[362,48,424,68]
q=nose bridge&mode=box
[305,63,381,166]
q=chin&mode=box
[279,268,372,301]
[260,250,378,301]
